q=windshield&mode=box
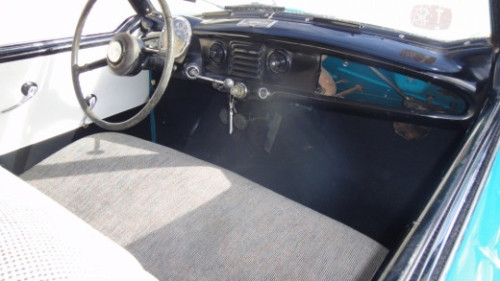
[166,0,491,42]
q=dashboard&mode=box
[168,15,494,122]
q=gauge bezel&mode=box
[173,16,192,59]
[267,49,291,74]
[209,41,227,65]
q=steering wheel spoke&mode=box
[143,46,161,54]
[76,58,108,74]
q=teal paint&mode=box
[321,56,467,114]
[445,149,500,281]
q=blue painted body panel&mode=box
[445,149,500,281]
[321,56,467,114]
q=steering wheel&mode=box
[71,0,175,131]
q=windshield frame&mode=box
[133,0,494,44]
[490,0,500,46]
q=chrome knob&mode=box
[185,63,200,80]
[230,83,247,99]
[258,87,271,99]
[223,78,234,90]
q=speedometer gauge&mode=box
[173,16,192,60]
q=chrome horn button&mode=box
[107,41,123,64]
[106,33,144,76]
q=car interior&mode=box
[0,0,497,280]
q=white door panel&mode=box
[0,47,149,155]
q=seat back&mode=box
[0,167,158,281]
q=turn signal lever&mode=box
[185,63,249,134]
[184,64,248,99]
[185,63,233,91]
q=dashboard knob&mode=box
[223,78,235,90]
[258,87,271,99]
[230,83,248,99]
[267,49,290,74]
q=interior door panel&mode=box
[0,46,149,155]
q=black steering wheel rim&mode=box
[71,0,175,131]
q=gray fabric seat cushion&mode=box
[22,132,388,281]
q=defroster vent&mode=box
[229,42,264,79]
